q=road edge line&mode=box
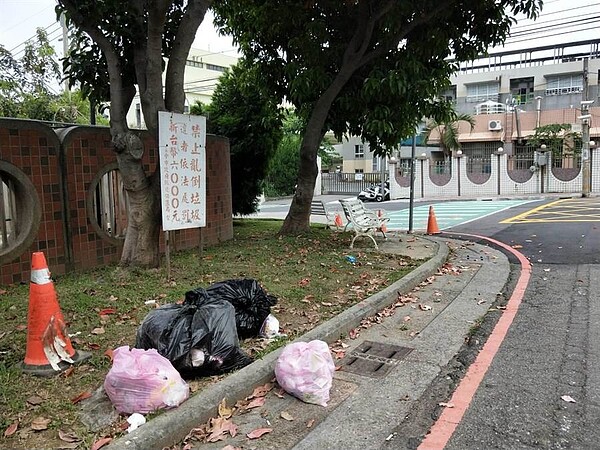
[418,233,531,450]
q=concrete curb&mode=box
[107,237,449,450]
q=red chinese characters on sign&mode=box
[158,112,206,230]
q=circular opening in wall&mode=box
[0,160,42,265]
[86,163,128,243]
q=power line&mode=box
[508,16,600,38]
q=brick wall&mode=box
[0,120,232,285]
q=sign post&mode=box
[158,112,206,278]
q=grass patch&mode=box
[0,219,418,448]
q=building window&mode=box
[545,74,583,95]
[135,103,141,128]
[510,77,534,105]
[186,60,204,68]
[466,82,499,103]
[441,85,457,103]
[206,63,227,72]
[354,144,364,159]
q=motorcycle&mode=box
[358,181,390,202]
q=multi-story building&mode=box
[334,39,600,176]
[127,48,238,129]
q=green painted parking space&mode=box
[386,200,536,231]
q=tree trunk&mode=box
[113,131,162,267]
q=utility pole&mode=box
[581,58,591,197]
[60,14,71,100]
[408,134,416,233]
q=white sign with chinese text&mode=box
[158,111,206,230]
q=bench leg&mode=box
[350,233,379,250]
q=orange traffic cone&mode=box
[334,213,343,228]
[20,252,90,376]
[426,206,440,235]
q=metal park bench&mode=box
[339,198,389,249]
[310,200,336,229]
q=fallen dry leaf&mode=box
[70,391,92,404]
[274,389,286,399]
[206,417,238,442]
[218,398,233,419]
[250,382,273,399]
[91,327,105,335]
[306,419,315,428]
[61,366,75,378]
[31,416,51,431]
[98,308,116,316]
[4,421,18,437]
[221,446,242,450]
[280,411,294,421]
[246,396,266,409]
[90,436,112,450]
[58,429,81,443]
[511,244,523,249]
[561,395,576,403]
[104,348,114,361]
[403,315,411,322]
[246,427,272,439]
[26,395,44,406]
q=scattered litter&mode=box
[104,346,189,414]
[260,314,286,339]
[561,395,576,403]
[438,402,455,408]
[345,255,357,264]
[386,433,396,441]
[275,340,335,407]
[126,413,146,433]
[144,300,156,305]
[544,268,551,272]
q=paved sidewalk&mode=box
[106,235,511,450]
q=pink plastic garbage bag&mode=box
[274,340,335,406]
[104,346,189,414]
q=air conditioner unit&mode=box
[488,120,502,131]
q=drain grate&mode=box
[340,341,413,378]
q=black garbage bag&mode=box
[185,279,278,339]
[135,290,253,377]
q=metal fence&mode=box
[321,172,386,194]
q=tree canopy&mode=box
[201,59,283,215]
[214,0,542,233]
[0,29,61,120]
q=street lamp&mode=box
[455,150,463,196]
[495,147,504,195]
[539,144,547,193]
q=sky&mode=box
[0,0,598,61]
[0,0,237,59]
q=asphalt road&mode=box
[444,196,600,449]
[257,195,600,448]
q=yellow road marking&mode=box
[500,199,569,224]
[501,198,600,223]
